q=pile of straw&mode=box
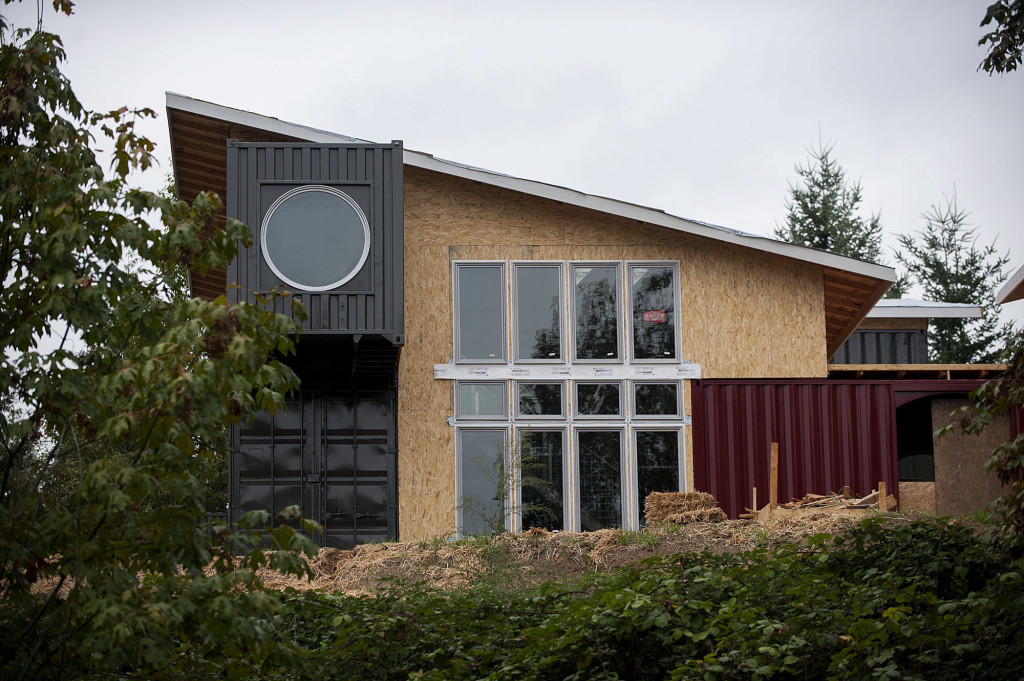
[644,491,727,526]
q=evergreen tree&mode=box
[775,142,884,263]
[895,195,1016,363]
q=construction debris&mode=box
[645,491,727,526]
[741,485,898,522]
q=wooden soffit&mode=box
[823,266,891,358]
[167,107,309,300]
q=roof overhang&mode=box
[998,264,1024,304]
[166,92,895,354]
[866,300,984,319]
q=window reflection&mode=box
[520,430,564,531]
[631,265,676,359]
[574,265,620,360]
[578,430,622,531]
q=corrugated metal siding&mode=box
[226,141,404,340]
[692,380,898,518]
[831,329,928,364]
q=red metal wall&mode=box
[691,380,899,518]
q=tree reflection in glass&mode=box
[631,266,676,359]
[515,265,562,361]
[518,383,563,417]
[574,266,619,360]
[634,383,678,416]
[578,430,622,531]
[636,430,679,527]
[576,383,620,416]
[520,430,564,531]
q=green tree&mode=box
[979,0,1024,74]
[895,195,1016,363]
[1,5,315,679]
[775,142,884,263]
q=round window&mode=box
[261,185,371,291]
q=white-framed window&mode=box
[632,427,685,527]
[515,381,566,420]
[456,427,510,536]
[515,427,569,532]
[574,427,627,531]
[627,262,680,362]
[449,259,690,534]
[631,381,681,419]
[573,381,624,419]
[456,381,508,420]
[571,262,622,362]
[512,262,565,363]
[453,262,507,363]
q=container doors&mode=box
[232,389,397,548]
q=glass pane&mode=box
[520,431,564,531]
[457,266,505,361]
[631,266,676,359]
[636,431,680,527]
[263,187,368,289]
[576,383,621,416]
[518,383,564,418]
[574,265,619,360]
[515,265,562,361]
[459,430,507,535]
[458,382,506,418]
[634,383,679,416]
[578,430,622,531]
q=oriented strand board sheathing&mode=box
[931,398,1007,516]
[898,481,937,514]
[398,408,458,539]
[399,167,830,538]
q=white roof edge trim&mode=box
[165,92,895,283]
[165,92,369,144]
[867,305,983,319]
[997,264,1024,304]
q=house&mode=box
[167,93,1011,544]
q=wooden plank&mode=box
[879,481,888,511]
[769,442,778,512]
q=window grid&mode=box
[452,259,687,535]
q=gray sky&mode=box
[6,0,1024,323]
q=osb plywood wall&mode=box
[398,167,828,540]
[931,398,1006,516]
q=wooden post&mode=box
[878,481,888,512]
[769,442,779,515]
[752,486,758,514]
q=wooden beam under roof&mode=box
[167,107,308,300]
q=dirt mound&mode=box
[254,515,872,594]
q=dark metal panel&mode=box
[230,382,398,549]
[831,329,928,364]
[226,141,404,342]
[692,380,899,518]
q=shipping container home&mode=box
[168,93,1008,541]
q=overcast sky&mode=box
[5,0,1024,323]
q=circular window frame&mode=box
[260,184,371,292]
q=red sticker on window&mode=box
[643,310,666,323]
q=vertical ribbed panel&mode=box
[692,380,899,518]
[225,141,404,340]
[831,330,927,364]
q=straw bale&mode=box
[645,491,724,526]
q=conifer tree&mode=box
[895,196,1016,363]
[775,142,884,263]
